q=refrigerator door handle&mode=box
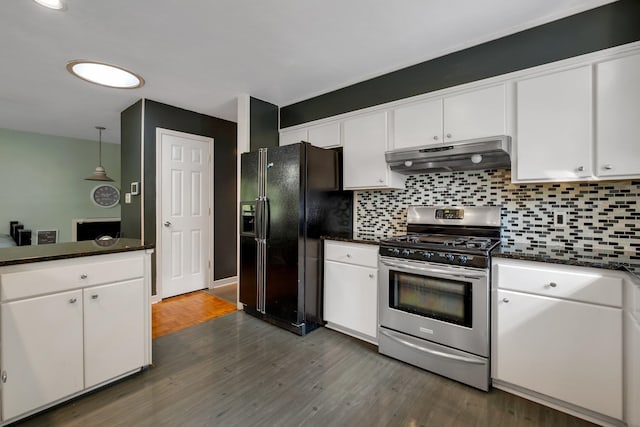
[263,198,270,240]
[255,198,263,240]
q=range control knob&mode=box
[459,256,469,264]
[445,254,456,262]
[402,249,411,256]
[422,251,433,259]
[391,248,400,255]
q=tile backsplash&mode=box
[355,169,640,253]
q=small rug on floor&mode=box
[152,291,237,338]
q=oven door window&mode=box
[389,270,472,327]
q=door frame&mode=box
[154,127,214,303]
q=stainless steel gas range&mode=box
[378,206,501,391]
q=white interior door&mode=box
[158,129,212,299]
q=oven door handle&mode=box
[379,258,484,280]
[379,329,485,365]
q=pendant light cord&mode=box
[96,126,105,167]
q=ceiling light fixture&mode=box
[66,60,145,89]
[85,126,114,182]
[33,0,66,10]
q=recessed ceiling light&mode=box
[33,0,66,10]
[66,60,145,89]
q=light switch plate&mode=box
[125,193,132,204]
[130,182,139,196]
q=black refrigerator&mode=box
[239,142,353,335]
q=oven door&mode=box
[379,256,489,357]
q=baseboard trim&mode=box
[210,276,237,289]
[492,380,624,427]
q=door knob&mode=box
[164,221,171,227]
[502,298,510,303]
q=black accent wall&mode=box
[121,99,238,280]
[249,97,279,150]
[120,100,142,239]
[280,0,640,128]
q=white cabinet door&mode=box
[279,128,307,146]
[324,260,377,341]
[515,66,593,182]
[627,311,640,427]
[343,111,393,189]
[495,289,622,419]
[84,279,145,388]
[596,53,640,178]
[444,84,506,142]
[392,98,443,150]
[1,290,84,421]
[308,121,341,148]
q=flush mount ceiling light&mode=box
[66,60,145,89]
[33,0,66,10]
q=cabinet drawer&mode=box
[494,260,622,307]
[324,241,378,267]
[1,253,144,301]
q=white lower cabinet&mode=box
[492,258,624,423]
[0,251,152,424]
[323,240,378,344]
[627,310,640,427]
[83,279,145,388]
[1,290,84,421]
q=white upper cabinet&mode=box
[279,128,307,146]
[514,66,593,182]
[443,84,507,142]
[280,121,341,148]
[307,121,341,148]
[392,98,443,150]
[391,84,506,150]
[595,52,640,178]
[343,111,404,190]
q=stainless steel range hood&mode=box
[385,135,512,174]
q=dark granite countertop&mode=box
[493,244,640,279]
[321,233,389,245]
[0,238,154,267]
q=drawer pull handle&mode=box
[549,282,557,288]
[80,274,88,279]
[69,298,77,304]
[502,298,510,303]
[91,294,99,300]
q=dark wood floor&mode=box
[15,312,596,427]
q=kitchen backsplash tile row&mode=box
[356,169,640,253]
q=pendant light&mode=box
[85,126,114,181]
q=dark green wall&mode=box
[280,0,640,128]
[120,100,142,239]
[249,97,279,150]
[121,99,238,280]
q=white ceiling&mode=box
[0,0,615,144]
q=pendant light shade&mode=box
[85,126,114,181]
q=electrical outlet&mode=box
[125,193,132,204]
[553,210,569,227]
